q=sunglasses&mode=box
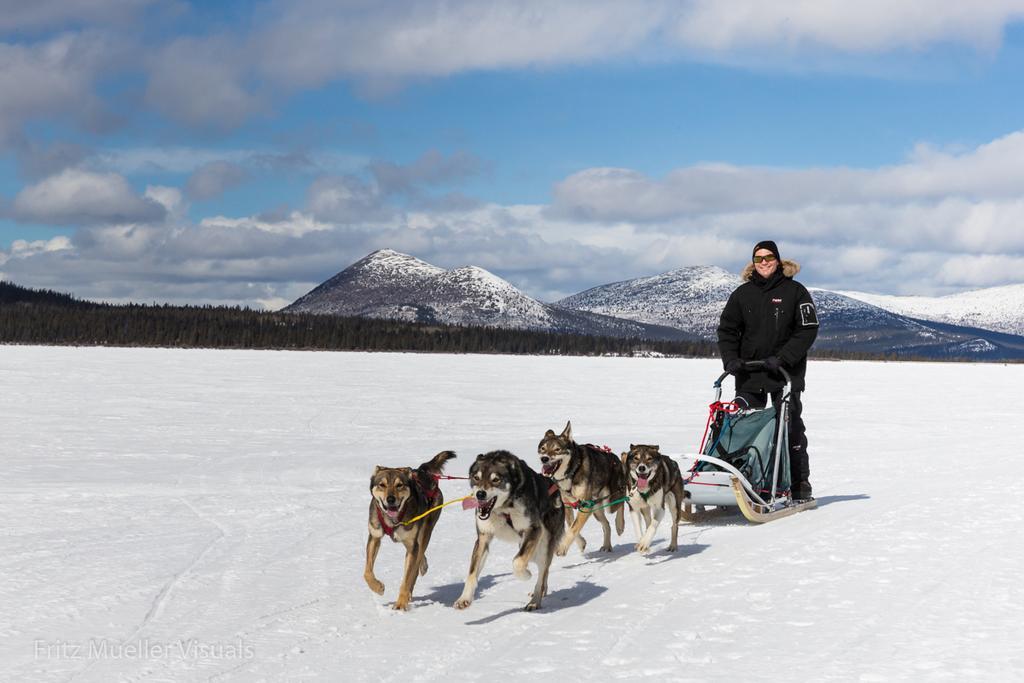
[752,254,777,264]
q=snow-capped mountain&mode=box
[557,266,739,339]
[839,286,1024,337]
[284,249,690,341]
[285,249,1024,359]
[556,267,1024,360]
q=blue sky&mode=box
[5,1,1024,308]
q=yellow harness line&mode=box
[400,495,473,526]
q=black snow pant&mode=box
[735,389,810,486]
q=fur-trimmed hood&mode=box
[741,259,801,282]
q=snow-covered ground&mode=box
[2,346,1022,682]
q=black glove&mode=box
[724,358,743,374]
[763,356,781,372]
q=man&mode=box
[717,240,819,500]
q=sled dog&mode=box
[622,444,686,553]
[365,451,456,610]
[455,450,564,612]
[537,421,627,555]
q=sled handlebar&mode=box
[713,360,791,389]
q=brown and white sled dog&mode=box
[537,421,626,555]
[455,450,564,612]
[364,451,456,610]
[622,444,686,553]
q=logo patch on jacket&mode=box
[771,298,783,304]
[799,302,819,327]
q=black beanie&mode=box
[753,240,781,262]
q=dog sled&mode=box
[680,361,816,523]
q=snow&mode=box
[2,346,1023,681]
[840,286,1024,336]
[557,265,739,337]
[359,248,446,280]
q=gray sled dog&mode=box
[537,421,627,555]
[365,451,456,610]
[622,444,686,553]
[455,450,564,612]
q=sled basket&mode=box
[692,403,790,499]
[681,361,802,516]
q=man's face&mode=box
[753,248,779,278]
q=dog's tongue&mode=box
[637,476,649,491]
[462,498,479,510]
[386,509,400,519]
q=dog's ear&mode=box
[620,451,629,464]
[653,445,660,453]
[629,443,636,450]
[544,429,555,438]
[561,420,572,440]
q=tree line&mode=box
[0,281,718,357]
[0,280,948,362]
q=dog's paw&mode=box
[635,542,650,553]
[576,536,587,552]
[600,544,613,552]
[523,600,542,612]
[394,596,410,611]
[365,577,385,595]
[667,543,678,552]
[453,597,472,610]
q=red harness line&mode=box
[697,401,741,459]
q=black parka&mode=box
[717,259,819,393]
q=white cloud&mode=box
[185,161,249,201]
[305,175,388,223]
[5,2,1024,137]
[11,168,166,225]
[10,127,1024,307]
[0,34,117,144]
[552,131,1024,224]
[198,212,331,238]
[937,253,1024,288]
[144,35,262,129]
[0,0,160,32]
[670,0,1024,54]
[0,235,72,267]
[249,0,1024,89]
[254,0,667,86]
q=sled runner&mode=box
[680,361,816,523]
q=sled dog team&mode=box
[365,421,688,612]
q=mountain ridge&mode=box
[283,249,1024,360]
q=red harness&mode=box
[376,505,403,540]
